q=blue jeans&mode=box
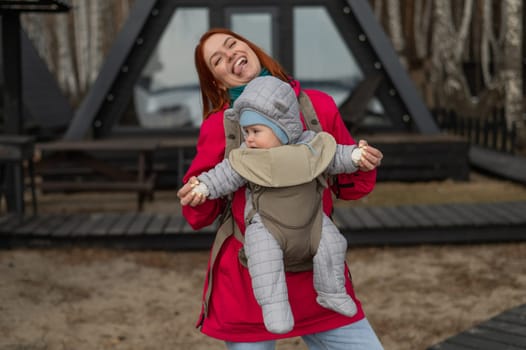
[225,319,384,350]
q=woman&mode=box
[177,28,384,350]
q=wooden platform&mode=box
[1,200,525,250]
[427,303,526,350]
[470,145,526,185]
[365,133,470,181]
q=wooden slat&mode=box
[431,204,468,226]
[333,207,366,230]
[498,202,526,222]
[482,202,526,224]
[467,203,510,225]
[381,205,420,228]
[349,207,383,229]
[446,332,523,350]
[126,213,154,235]
[53,214,88,237]
[395,205,431,228]
[91,213,121,236]
[470,146,526,185]
[499,312,526,324]
[510,304,526,315]
[34,215,72,236]
[412,205,447,227]
[448,203,489,226]
[14,215,53,235]
[482,319,526,338]
[71,213,106,236]
[145,214,169,235]
[428,304,526,350]
[15,214,64,236]
[466,326,526,348]
[108,212,137,235]
[163,215,185,234]
[368,206,404,228]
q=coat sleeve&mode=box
[328,144,359,175]
[197,159,247,199]
[181,112,228,230]
[304,89,377,200]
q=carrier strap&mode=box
[299,90,322,133]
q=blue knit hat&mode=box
[239,110,289,144]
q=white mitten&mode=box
[351,147,362,167]
[191,182,209,197]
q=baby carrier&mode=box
[229,131,336,271]
[203,91,331,315]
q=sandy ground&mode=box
[1,173,526,350]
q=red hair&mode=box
[194,28,290,120]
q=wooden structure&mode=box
[367,133,470,181]
[1,200,525,250]
[427,303,526,350]
[470,146,526,185]
[0,135,37,214]
[34,136,198,210]
[63,0,438,140]
[36,139,160,210]
[0,0,70,214]
[3,0,473,214]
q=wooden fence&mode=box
[432,108,518,154]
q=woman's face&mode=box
[203,33,262,89]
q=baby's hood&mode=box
[225,76,303,144]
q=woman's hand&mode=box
[177,176,207,206]
[357,140,383,172]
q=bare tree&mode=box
[499,0,523,130]
[385,0,406,66]
[73,0,91,95]
[21,0,134,105]
[88,0,104,84]
[413,0,433,60]
[54,14,78,99]
[429,0,475,113]
[21,13,55,73]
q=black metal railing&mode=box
[432,108,518,154]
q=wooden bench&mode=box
[157,137,197,185]
[36,139,159,211]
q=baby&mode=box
[188,76,363,334]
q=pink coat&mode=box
[182,80,377,342]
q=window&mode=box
[294,7,362,104]
[226,7,277,57]
[130,8,208,128]
[294,7,385,128]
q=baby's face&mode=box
[243,125,282,149]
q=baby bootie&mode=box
[261,301,294,334]
[316,291,357,317]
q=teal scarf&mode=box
[228,68,271,106]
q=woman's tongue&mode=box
[233,59,246,75]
